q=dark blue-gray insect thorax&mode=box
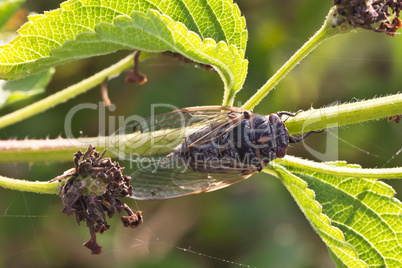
[170,112,290,173]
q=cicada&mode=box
[110,106,315,200]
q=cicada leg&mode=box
[289,130,324,143]
[277,110,303,120]
[277,110,323,143]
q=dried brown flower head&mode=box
[57,145,142,254]
[333,0,402,36]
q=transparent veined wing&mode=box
[109,106,246,161]
[131,158,259,200]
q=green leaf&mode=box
[0,68,54,108]
[0,0,248,106]
[268,159,402,268]
[0,0,24,29]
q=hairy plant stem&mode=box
[0,92,401,162]
[241,7,351,110]
[284,93,402,134]
[0,137,108,162]
[0,53,135,130]
[0,175,60,194]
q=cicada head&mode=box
[250,113,289,164]
[268,113,289,158]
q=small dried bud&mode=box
[125,69,148,85]
[378,17,402,36]
[333,0,402,36]
[388,114,401,123]
[125,50,148,85]
[118,202,143,228]
[57,145,142,254]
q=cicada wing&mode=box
[109,106,246,161]
[130,158,258,200]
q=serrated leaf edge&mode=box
[268,164,369,267]
[0,2,248,102]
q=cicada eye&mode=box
[276,147,287,158]
[269,113,280,124]
[243,110,251,119]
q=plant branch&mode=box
[0,92,400,162]
[241,7,351,110]
[284,93,402,134]
[0,53,135,130]
[0,175,60,194]
[0,137,109,162]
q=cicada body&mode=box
[110,106,300,200]
[168,111,289,173]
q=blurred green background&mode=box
[0,0,401,267]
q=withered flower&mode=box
[57,145,142,254]
[333,0,402,36]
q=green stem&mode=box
[241,7,350,110]
[0,53,135,129]
[272,156,402,179]
[284,93,402,134]
[0,137,108,162]
[0,92,401,162]
[0,175,60,194]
